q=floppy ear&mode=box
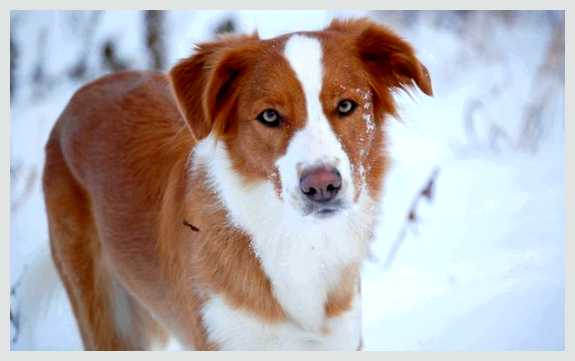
[169,34,259,141]
[328,18,432,104]
[201,42,261,138]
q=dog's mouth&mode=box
[314,206,340,218]
[303,199,346,218]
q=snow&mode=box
[10,10,564,350]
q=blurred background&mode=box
[10,10,565,350]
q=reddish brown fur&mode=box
[43,18,431,350]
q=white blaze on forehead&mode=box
[283,35,324,123]
[278,34,355,208]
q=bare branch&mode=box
[383,167,440,270]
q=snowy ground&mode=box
[10,11,565,350]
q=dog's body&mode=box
[43,18,431,350]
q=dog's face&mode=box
[171,18,432,221]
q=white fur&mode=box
[191,34,378,350]
[202,293,362,350]
[150,335,185,351]
[109,278,134,345]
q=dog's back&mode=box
[43,71,191,349]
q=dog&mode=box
[42,17,432,350]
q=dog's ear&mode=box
[328,18,432,109]
[169,34,259,141]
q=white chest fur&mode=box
[201,293,362,350]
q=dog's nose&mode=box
[299,166,342,203]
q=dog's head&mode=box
[170,18,432,223]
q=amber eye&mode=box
[257,109,281,127]
[337,99,357,116]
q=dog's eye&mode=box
[337,99,357,116]
[257,109,281,127]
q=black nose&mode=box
[299,166,342,203]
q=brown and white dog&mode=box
[42,18,432,350]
